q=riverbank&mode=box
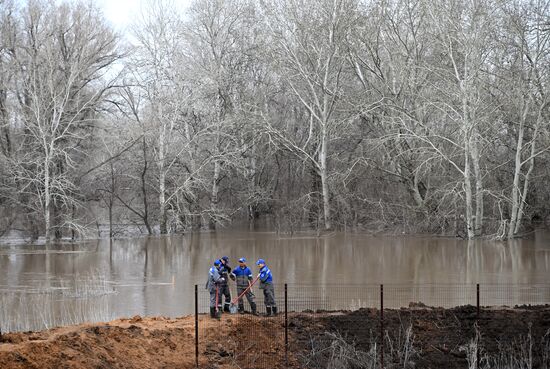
[1,306,549,368]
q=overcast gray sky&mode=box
[96,0,193,33]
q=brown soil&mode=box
[0,314,289,369]
[0,306,549,369]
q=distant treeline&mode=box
[0,0,549,240]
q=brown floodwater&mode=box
[1,230,550,332]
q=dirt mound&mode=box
[199,315,293,369]
[0,316,197,369]
[0,314,293,369]
[1,307,549,369]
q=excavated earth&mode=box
[0,306,549,368]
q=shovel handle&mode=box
[215,285,219,313]
[231,274,260,305]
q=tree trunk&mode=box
[247,150,257,228]
[470,138,483,236]
[515,158,533,235]
[319,125,331,230]
[410,172,427,211]
[508,97,531,238]
[108,200,113,239]
[141,139,152,235]
[109,162,115,239]
[193,202,202,230]
[71,204,76,240]
[462,84,475,240]
[0,90,11,157]
[511,101,544,236]
[44,155,51,242]
[158,151,167,234]
[508,122,524,239]
[158,110,167,234]
[209,160,221,229]
[464,147,475,240]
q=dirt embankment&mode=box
[1,306,549,369]
[0,314,289,369]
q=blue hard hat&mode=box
[256,258,265,265]
[214,260,221,266]
[238,257,246,263]
[222,256,229,261]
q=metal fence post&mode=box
[285,283,288,368]
[380,284,384,369]
[476,283,480,318]
[476,283,480,369]
[195,284,199,368]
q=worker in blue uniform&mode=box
[206,260,224,319]
[217,256,232,312]
[231,257,258,315]
[256,258,277,316]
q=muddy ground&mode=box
[291,305,550,368]
[0,306,549,368]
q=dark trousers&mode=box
[237,286,256,310]
[262,283,276,307]
[219,284,231,310]
[209,287,222,310]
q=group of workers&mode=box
[206,256,277,319]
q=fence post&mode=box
[380,284,384,369]
[476,283,480,318]
[195,284,199,368]
[476,283,480,369]
[285,283,288,368]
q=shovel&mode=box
[215,285,220,318]
[229,274,260,314]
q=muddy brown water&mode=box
[1,230,550,332]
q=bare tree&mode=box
[501,0,550,238]
[13,1,120,241]
[261,0,361,230]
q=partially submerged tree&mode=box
[13,1,120,240]
[261,0,361,230]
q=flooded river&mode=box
[1,230,550,332]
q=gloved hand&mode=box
[230,273,236,281]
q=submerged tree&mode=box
[11,1,121,240]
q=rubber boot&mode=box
[251,302,258,316]
[224,303,231,313]
[210,307,218,319]
[238,304,245,314]
[265,306,272,317]
[217,305,223,318]
[272,306,278,316]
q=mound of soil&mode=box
[0,314,290,369]
[0,315,197,369]
[1,306,549,369]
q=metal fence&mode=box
[195,283,550,369]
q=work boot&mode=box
[251,302,258,316]
[265,306,272,317]
[210,307,218,319]
[272,306,278,316]
[217,305,223,318]
[224,303,231,313]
